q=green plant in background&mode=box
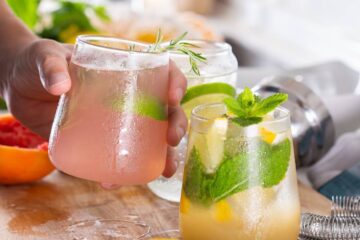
[39,1,110,42]
[6,0,40,30]
[7,0,110,43]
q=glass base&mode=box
[147,175,182,202]
[147,138,187,202]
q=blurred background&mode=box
[7,0,360,71]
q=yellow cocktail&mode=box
[180,96,300,239]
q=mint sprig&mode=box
[224,87,288,127]
[183,139,291,206]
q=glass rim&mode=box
[191,102,290,124]
[165,40,232,57]
[76,35,168,56]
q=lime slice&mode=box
[111,93,167,121]
[181,83,236,117]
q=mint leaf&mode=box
[238,87,255,110]
[260,139,291,187]
[223,88,288,127]
[183,138,292,205]
[252,93,288,117]
[223,98,245,117]
[183,148,213,205]
[210,152,249,202]
[231,116,262,127]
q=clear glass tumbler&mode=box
[180,103,301,239]
[148,40,238,202]
[49,35,169,185]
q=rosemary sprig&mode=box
[149,29,207,76]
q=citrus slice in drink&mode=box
[111,93,167,121]
[0,114,54,185]
[187,117,228,173]
[181,83,236,117]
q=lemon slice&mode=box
[187,117,228,173]
[181,83,236,117]
[203,117,228,173]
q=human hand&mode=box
[3,39,187,179]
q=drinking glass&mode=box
[49,35,169,185]
[148,40,238,202]
[180,103,301,239]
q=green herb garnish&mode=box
[147,29,207,76]
[183,139,291,206]
[224,87,288,127]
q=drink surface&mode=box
[49,62,168,185]
[180,110,301,239]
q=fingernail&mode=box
[49,72,68,87]
[176,127,185,139]
[175,88,183,102]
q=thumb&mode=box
[35,40,72,96]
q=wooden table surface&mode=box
[0,171,331,240]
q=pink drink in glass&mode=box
[49,36,169,185]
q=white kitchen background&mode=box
[216,0,360,71]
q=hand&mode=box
[4,39,72,137]
[3,39,187,180]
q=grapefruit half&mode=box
[0,114,54,185]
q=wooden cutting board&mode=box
[0,171,331,240]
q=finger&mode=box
[162,147,178,178]
[168,60,187,106]
[34,40,72,96]
[167,106,187,146]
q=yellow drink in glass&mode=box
[180,103,301,240]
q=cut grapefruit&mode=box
[0,114,54,185]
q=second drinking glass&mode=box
[148,40,238,202]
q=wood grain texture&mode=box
[0,171,330,240]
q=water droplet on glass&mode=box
[120,149,129,156]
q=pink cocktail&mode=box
[49,36,169,185]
